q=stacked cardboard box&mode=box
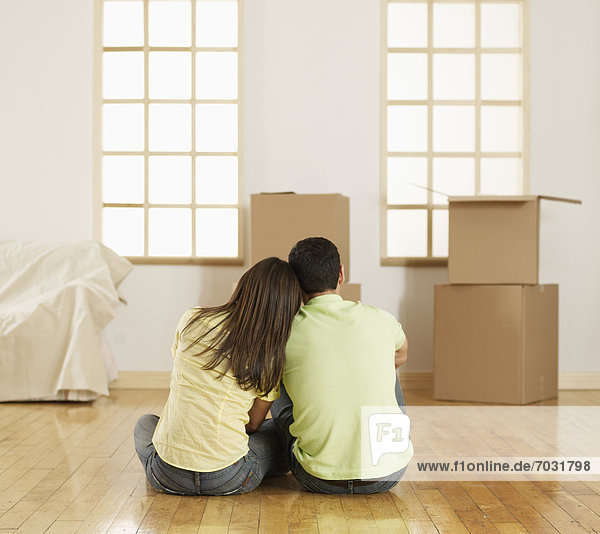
[250,193,361,301]
[434,195,580,404]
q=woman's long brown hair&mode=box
[180,257,302,394]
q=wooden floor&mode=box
[1,389,600,534]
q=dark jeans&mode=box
[134,415,286,495]
[270,376,407,495]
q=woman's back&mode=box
[152,309,278,472]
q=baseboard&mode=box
[110,371,171,389]
[558,372,600,390]
[109,371,600,391]
[398,372,434,390]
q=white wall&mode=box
[531,0,600,371]
[0,1,94,241]
[1,0,598,373]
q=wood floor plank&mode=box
[228,490,262,534]
[340,495,378,533]
[413,489,468,533]
[462,482,517,524]
[510,481,589,533]
[544,489,600,533]
[0,469,51,515]
[574,494,600,515]
[314,494,350,533]
[73,471,141,534]
[403,521,439,534]
[437,482,498,533]
[486,482,559,533]
[105,494,155,534]
[137,493,181,533]
[258,493,291,534]
[167,496,206,534]
[44,520,83,533]
[557,481,598,495]
[198,497,234,534]
[365,492,409,533]
[288,491,318,533]
[493,523,529,534]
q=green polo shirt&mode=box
[283,294,413,480]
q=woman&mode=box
[134,257,302,495]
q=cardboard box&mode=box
[250,193,350,277]
[340,283,361,302]
[434,284,558,404]
[448,195,581,284]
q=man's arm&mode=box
[395,338,408,368]
[246,398,273,434]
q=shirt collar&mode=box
[303,294,343,307]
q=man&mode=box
[271,237,413,494]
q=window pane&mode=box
[432,209,449,257]
[388,3,428,48]
[481,4,521,48]
[103,156,144,203]
[196,52,237,100]
[432,157,475,204]
[481,158,522,194]
[103,1,143,46]
[149,52,191,99]
[387,210,428,257]
[387,157,428,205]
[149,104,191,151]
[196,104,238,152]
[196,156,238,204]
[103,207,144,256]
[481,54,521,100]
[433,3,475,48]
[433,106,475,152]
[103,52,144,99]
[196,208,238,256]
[388,53,427,100]
[103,104,144,151]
[387,106,428,152]
[433,54,475,100]
[149,1,191,46]
[481,106,521,152]
[196,1,237,47]
[148,208,192,256]
[149,156,192,204]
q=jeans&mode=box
[134,415,286,496]
[270,376,407,495]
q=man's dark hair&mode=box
[288,237,340,295]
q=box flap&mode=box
[537,195,582,205]
[449,195,538,203]
[449,194,582,204]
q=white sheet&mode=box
[0,241,132,401]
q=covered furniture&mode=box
[0,241,132,401]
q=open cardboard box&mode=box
[448,195,581,284]
[434,284,558,404]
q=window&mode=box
[381,0,528,265]
[96,0,242,264]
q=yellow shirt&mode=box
[152,309,279,472]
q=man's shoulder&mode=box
[292,300,395,325]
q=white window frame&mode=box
[93,0,244,265]
[381,0,530,266]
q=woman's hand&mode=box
[245,398,273,434]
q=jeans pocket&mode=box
[203,466,257,496]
